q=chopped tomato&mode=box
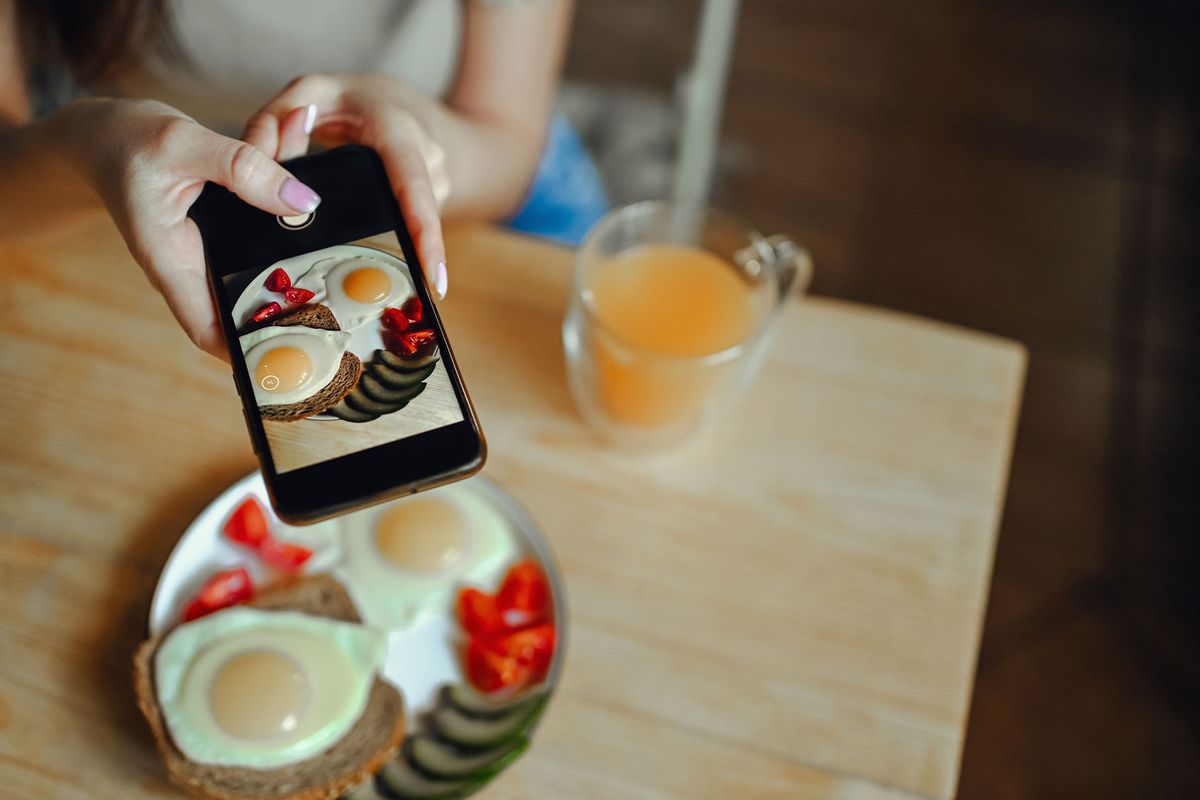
[497,560,551,626]
[401,296,424,325]
[182,597,212,623]
[285,287,315,305]
[223,498,270,549]
[381,307,411,331]
[250,302,283,323]
[265,268,292,293]
[494,623,555,681]
[457,587,505,639]
[259,538,313,573]
[396,329,437,358]
[465,638,531,694]
[183,567,254,621]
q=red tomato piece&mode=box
[260,538,313,573]
[285,287,315,305]
[251,302,283,323]
[381,307,411,331]
[182,597,211,622]
[184,567,254,621]
[223,497,270,549]
[497,560,551,625]
[397,329,437,358]
[457,588,505,639]
[401,296,424,325]
[495,622,556,681]
[265,268,292,293]
[465,638,531,694]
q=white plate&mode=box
[149,472,566,728]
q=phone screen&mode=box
[191,146,483,522]
[219,231,465,474]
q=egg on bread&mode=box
[133,574,405,800]
[241,304,363,423]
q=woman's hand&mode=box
[59,98,322,358]
[242,75,451,299]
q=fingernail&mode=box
[433,261,448,300]
[280,178,320,213]
[302,103,317,135]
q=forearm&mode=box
[435,109,544,222]
[0,102,104,239]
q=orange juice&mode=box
[589,244,757,427]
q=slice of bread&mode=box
[257,304,362,423]
[133,574,405,800]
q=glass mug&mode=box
[563,200,812,447]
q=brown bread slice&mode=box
[251,304,363,422]
[133,574,405,800]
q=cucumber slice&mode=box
[375,759,486,800]
[329,399,380,423]
[345,382,427,415]
[376,349,437,371]
[368,359,437,390]
[406,734,528,782]
[359,373,428,405]
[441,684,548,719]
[431,695,547,749]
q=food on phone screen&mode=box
[264,267,292,294]
[292,255,413,331]
[240,304,362,422]
[250,301,283,323]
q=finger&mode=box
[241,110,279,157]
[372,111,448,299]
[180,127,320,216]
[140,220,229,360]
[276,104,315,161]
[255,74,344,121]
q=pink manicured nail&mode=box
[302,104,317,135]
[280,178,320,213]
[433,261,448,299]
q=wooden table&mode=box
[0,215,1025,800]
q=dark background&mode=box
[563,1,1200,796]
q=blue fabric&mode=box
[506,115,609,246]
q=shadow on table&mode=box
[88,458,254,786]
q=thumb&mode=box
[180,126,320,216]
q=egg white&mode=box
[240,326,351,407]
[292,255,413,331]
[333,484,520,630]
[155,608,385,768]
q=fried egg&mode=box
[334,485,519,629]
[292,255,413,331]
[240,325,351,407]
[155,608,385,768]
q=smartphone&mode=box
[189,145,485,524]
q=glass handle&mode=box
[762,235,813,305]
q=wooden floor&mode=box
[564,1,1200,796]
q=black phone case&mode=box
[188,145,485,524]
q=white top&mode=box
[105,0,464,134]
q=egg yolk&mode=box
[375,498,469,573]
[209,649,312,741]
[342,267,392,304]
[256,346,313,393]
